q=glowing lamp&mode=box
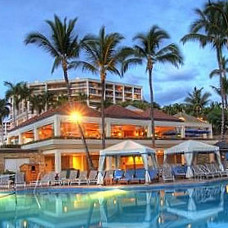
[70,112,82,123]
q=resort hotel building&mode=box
[3,90,215,175]
[9,78,143,127]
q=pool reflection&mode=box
[0,184,227,228]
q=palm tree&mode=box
[25,15,80,100]
[29,94,45,114]
[132,26,183,147]
[181,5,227,140]
[184,87,211,117]
[206,1,228,47]
[0,99,10,144]
[73,26,130,149]
[4,81,24,126]
[25,15,95,170]
[20,83,33,120]
[41,91,55,111]
[210,57,228,108]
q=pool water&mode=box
[0,183,228,228]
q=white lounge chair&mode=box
[57,170,67,185]
[30,172,56,186]
[162,165,174,182]
[87,170,98,185]
[15,172,26,188]
[0,175,12,189]
[71,171,88,185]
[62,170,78,185]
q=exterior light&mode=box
[70,112,82,123]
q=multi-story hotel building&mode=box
[0,121,10,145]
[9,78,143,128]
[5,102,214,174]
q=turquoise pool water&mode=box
[0,182,227,228]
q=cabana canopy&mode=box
[165,140,219,155]
[100,140,156,156]
[164,140,223,178]
[97,140,157,185]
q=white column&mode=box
[209,127,213,139]
[54,116,61,137]
[18,133,22,144]
[113,84,116,104]
[55,151,62,173]
[34,127,39,141]
[181,126,185,138]
[122,86,125,102]
[106,121,111,137]
[141,88,143,100]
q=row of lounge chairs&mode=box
[192,163,228,179]
[0,172,26,189]
[0,163,226,188]
[103,169,159,184]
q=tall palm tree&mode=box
[0,99,10,144]
[184,87,211,117]
[210,57,228,107]
[73,26,130,149]
[29,94,45,114]
[4,81,24,126]
[132,26,183,147]
[20,83,33,120]
[41,91,55,111]
[25,15,94,170]
[25,15,80,100]
[181,5,227,140]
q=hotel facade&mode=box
[4,102,215,174]
[9,78,143,127]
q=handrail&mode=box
[33,172,41,194]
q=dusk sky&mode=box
[0,0,221,105]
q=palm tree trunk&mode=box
[62,60,71,101]
[1,118,4,145]
[77,122,95,170]
[100,72,106,149]
[62,60,94,169]
[13,101,16,127]
[217,47,225,140]
[148,68,155,148]
[25,100,29,120]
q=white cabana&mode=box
[164,140,223,178]
[97,140,157,184]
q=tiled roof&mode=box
[174,112,208,123]
[9,103,181,132]
[139,108,182,122]
[104,105,147,119]
[9,102,100,132]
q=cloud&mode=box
[155,85,191,105]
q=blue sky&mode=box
[0,0,221,105]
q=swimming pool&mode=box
[0,182,227,228]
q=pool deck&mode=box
[2,176,228,194]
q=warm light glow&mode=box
[63,206,68,213]
[23,220,27,228]
[89,189,126,200]
[70,112,82,123]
